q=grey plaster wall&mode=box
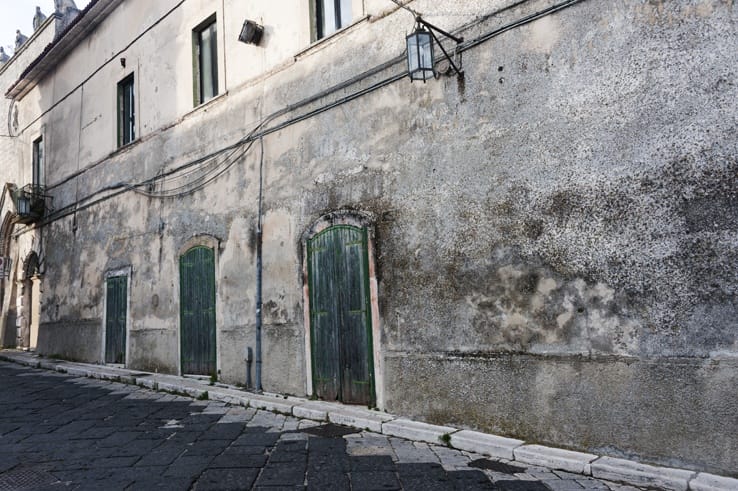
[385,353,738,476]
[36,320,101,362]
[26,0,738,476]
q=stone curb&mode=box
[207,387,252,406]
[1,351,735,491]
[689,472,738,491]
[591,456,695,491]
[328,406,394,433]
[247,394,295,414]
[514,444,598,475]
[450,429,524,460]
[292,401,332,421]
[382,418,457,445]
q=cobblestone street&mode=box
[0,361,645,490]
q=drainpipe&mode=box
[245,346,253,389]
[255,227,262,392]
[254,134,264,393]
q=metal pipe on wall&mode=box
[254,134,265,393]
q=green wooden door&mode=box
[105,275,127,364]
[308,225,374,405]
[180,246,216,375]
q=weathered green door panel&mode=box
[180,246,216,375]
[105,276,127,364]
[308,225,374,405]
[308,230,341,400]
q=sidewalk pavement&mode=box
[1,350,734,491]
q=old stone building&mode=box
[0,0,735,477]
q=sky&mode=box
[0,0,92,55]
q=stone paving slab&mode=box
[1,350,734,491]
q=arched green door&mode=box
[180,246,216,375]
[307,225,375,405]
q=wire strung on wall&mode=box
[14,0,588,236]
[119,109,283,199]
[388,0,420,17]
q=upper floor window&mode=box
[117,74,135,147]
[32,136,43,188]
[314,0,352,40]
[193,16,218,106]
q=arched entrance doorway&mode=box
[0,212,17,347]
[20,252,41,350]
[303,212,380,406]
[179,245,217,375]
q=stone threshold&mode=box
[0,350,734,491]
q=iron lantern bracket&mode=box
[415,16,464,76]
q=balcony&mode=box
[15,184,50,224]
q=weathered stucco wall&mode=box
[0,14,60,349]
[9,0,738,476]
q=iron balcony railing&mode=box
[15,184,51,224]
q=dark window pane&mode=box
[32,137,43,188]
[316,0,351,40]
[195,18,218,105]
[117,75,135,147]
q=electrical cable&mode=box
[39,109,278,223]
[128,141,254,198]
[14,0,187,137]
[19,0,587,234]
[459,0,583,52]
[389,0,420,18]
[122,109,281,198]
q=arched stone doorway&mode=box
[19,252,41,350]
[178,236,219,376]
[302,210,383,408]
[0,212,17,347]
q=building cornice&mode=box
[5,0,122,100]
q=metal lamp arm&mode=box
[416,17,464,76]
[416,17,463,44]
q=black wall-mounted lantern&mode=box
[406,25,434,82]
[406,16,463,82]
[15,184,50,224]
[239,19,264,45]
[16,193,31,216]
